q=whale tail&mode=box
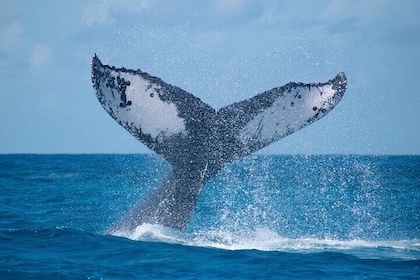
[91,55,347,231]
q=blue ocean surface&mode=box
[1,154,419,279]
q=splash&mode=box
[111,224,420,260]
[112,223,184,244]
[105,155,419,261]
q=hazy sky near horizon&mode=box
[1,0,419,154]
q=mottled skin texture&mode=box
[91,55,347,232]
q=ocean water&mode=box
[1,154,419,279]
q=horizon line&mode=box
[0,152,418,157]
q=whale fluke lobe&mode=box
[91,55,347,232]
[91,54,215,170]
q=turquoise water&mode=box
[1,154,419,279]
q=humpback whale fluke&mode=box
[91,54,347,232]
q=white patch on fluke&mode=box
[239,83,336,146]
[100,70,187,141]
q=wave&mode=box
[112,224,420,260]
[3,226,417,280]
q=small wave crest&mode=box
[111,224,185,244]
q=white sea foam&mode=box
[112,223,185,244]
[112,224,420,260]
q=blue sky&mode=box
[1,0,419,154]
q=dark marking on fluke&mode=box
[91,54,347,232]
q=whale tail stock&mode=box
[91,55,347,231]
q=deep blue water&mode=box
[1,154,419,279]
